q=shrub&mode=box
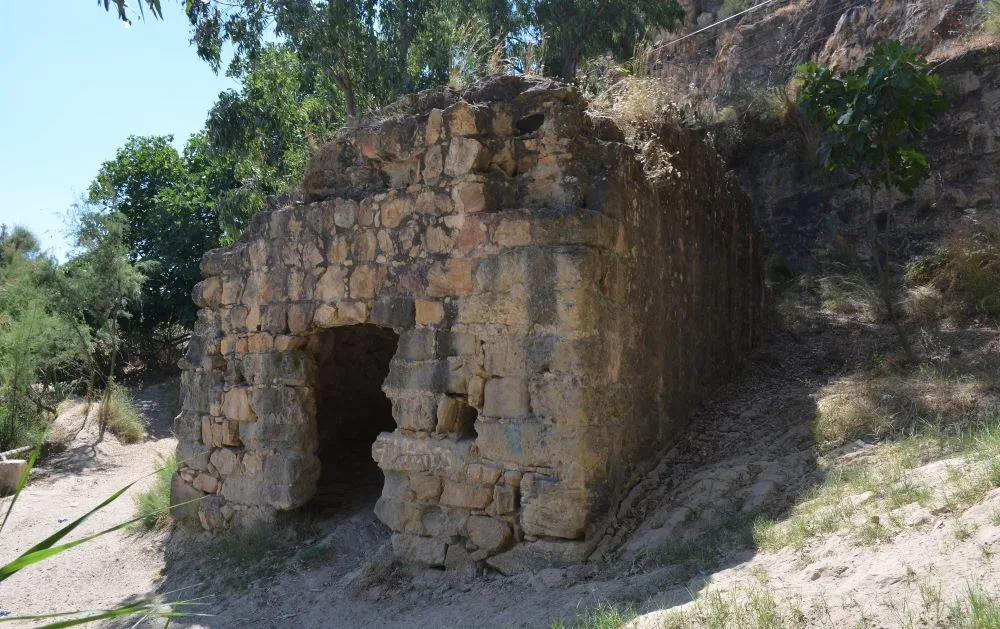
[132,454,177,530]
[718,0,753,19]
[816,273,886,322]
[902,284,945,322]
[100,383,145,444]
[986,0,1000,37]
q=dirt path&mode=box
[0,382,178,621]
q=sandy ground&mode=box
[1,317,998,628]
[0,382,179,622]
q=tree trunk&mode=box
[331,72,357,118]
[868,188,916,361]
[560,42,580,81]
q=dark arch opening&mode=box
[305,324,399,513]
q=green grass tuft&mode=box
[100,383,145,444]
[550,603,636,629]
[132,454,177,531]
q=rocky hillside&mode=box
[639,0,999,269]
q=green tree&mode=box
[524,0,684,80]
[0,227,88,449]
[797,40,949,358]
[99,0,163,25]
[187,0,440,116]
[205,45,342,240]
[64,211,144,437]
[87,135,223,334]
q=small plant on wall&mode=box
[796,39,949,359]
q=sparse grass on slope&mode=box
[657,571,806,629]
[813,353,1000,447]
[753,405,1000,553]
[550,604,636,629]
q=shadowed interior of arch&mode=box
[304,324,399,513]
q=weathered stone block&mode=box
[445,137,488,177]
[422,144,443,184]
[387,393,437,432]
[440,481,492,509]
[193,472,220,494]
[170,474,205,523]
[314,266,347,302]
[381,196,413,228]
[407,474,442,502]
[391,533,446,568]
[370,296,415,328]
[251,386,314,425]
[173,411,202,443]
[443,101,481,136]
[333,198,358,228]
[492,484,517,515]
[222,387,256,422]
[209,447,240,476]
[426,259,474,297]
[263,451,320,486]
[372,432,474,476]
[467,516,512,553]
[521,475,588,539]
[395,329,436,361]
[414,299,444,326]
[483,377,530,418]
[452,181,487,213]
[425,109,443,144]
[444,544,478,578]
[177,443,212,471]
[240,352,312,387]
[198,495,226,530]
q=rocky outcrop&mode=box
[648,0,998,267]
[173,76,763,573]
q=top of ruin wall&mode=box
[198,76,634,279]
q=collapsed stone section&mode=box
[173,76,764,574]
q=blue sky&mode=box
[0,1,238,259]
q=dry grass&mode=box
[816,273,886,322]
[813,351,1000,447]
[903,284,946,322]
[906,214,1000,322]
[99,384,145,444]
[591,77,675,131]
[656,571,806,628]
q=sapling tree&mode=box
[796,40,949,359]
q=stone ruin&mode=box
[173,76,764,574]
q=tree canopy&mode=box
[185,0,684,114]
[796,40,949,195]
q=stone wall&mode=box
[173,76,764,574]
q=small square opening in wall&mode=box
[306,324,399,513]
[436,395,478,440]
